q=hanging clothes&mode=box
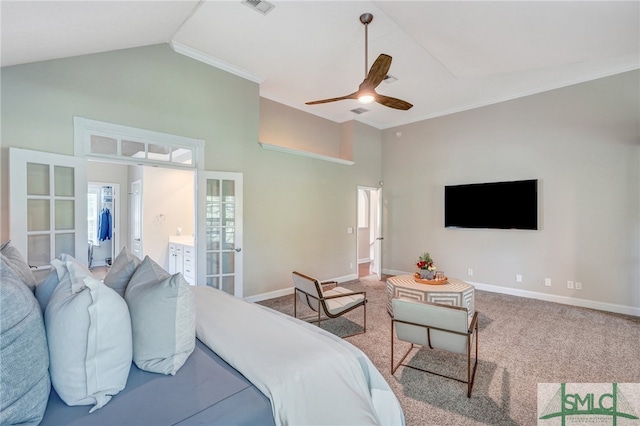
[98,208,112,241]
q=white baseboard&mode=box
[244,273,358,303]
[244,287,294,303]
[470,281,640,317]
[358,258,371,264]
[247,270,640,317]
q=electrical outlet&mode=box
[349,263,353,270]
[468,268,473,276]
[545,278,552,287]
[516,274,522,283]
[567,280,574,289]
[575,282,582,290]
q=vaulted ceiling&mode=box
[2,1,638,129]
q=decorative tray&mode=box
[413,273,448,285]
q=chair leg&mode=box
[466,326,479,397]
[391,321,416,374]
[363,302,367,333]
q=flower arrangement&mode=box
[416,252,436,271]
[416,252,437,280]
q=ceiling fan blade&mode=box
[364,54,392,89]
[305,92,358,105]
[376,94,413,110]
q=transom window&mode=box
[74,117,204,169]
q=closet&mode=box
[88,183,116,268]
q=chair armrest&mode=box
[468,311,479,334]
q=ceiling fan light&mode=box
[358,93,375,104]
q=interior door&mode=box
[374,187,383,280]
[130,179,142,259]
[197,171,243,297]
[9,148,87,266]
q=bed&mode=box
[0,243,404,426]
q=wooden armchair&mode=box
[292,271,366,337]
[391,297,479,397]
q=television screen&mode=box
[444,179,538,230]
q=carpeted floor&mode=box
[258,276,640,425]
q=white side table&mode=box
[386,275,475,319]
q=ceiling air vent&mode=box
[241,0,275,15]
[350,107,369,115]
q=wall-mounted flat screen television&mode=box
[444,179,538,230]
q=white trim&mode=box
[245,273,358,303]
[170,41,264,84]
[245,286,293,303]
[358,258,372,264]
[378,62,640,129]
[73,116,205,170]
[266,63,640,131]
[258,142,355,165]
[381,269,640,317]
[471,281,640,318]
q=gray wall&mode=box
[381,70,640,310]
[0,43,382,297]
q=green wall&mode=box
[1,43,382,297]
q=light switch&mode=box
[347,227,354,234]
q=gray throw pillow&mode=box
[45,258,132,413]
[125,255,195,375]
[1,241,37,291]
[0,257,50,425]
[103,247,141,297]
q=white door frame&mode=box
[87,182,119,266]
[356,185,383,279]
[129,179,142,259]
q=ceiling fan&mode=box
[306,13,413,111]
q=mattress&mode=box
[40,339,275,425]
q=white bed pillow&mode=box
[125,255,195,375]
[45,258,132,413]
[104,247,141,297]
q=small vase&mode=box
[420,269,435,280]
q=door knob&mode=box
[235,248,242,252]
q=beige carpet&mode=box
[259,276,640,425]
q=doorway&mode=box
[357,186,381,279]
[87,182,119,274]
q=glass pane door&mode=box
[10,148,87,267]
[198,171,243,297]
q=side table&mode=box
[386,275,475,319]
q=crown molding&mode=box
[170,40,263,84]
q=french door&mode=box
[9,148,87,266]
[197,171,243,297]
